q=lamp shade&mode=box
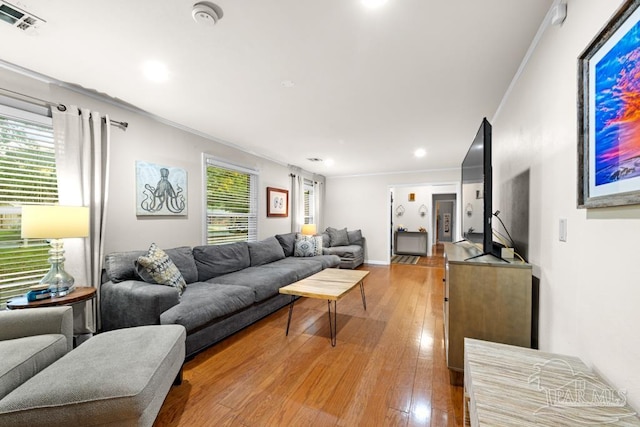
[21,205,90,239]
[300,224,317,236]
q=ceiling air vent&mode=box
[0,1,45,32]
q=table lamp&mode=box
[300,224,317,236]
[21,205,89,297]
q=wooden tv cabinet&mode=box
[443,242,532,385]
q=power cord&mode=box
[492,210,526,263]
[493,210,515,247]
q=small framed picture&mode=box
[267,187,288,217]
[408,193,416,202]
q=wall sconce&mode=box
[396,205,405,216]
[465,203,473,217]
[418,204,428,217]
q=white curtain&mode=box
[52,106,111,335]
[290,172,304,233]
[313,179,323,231]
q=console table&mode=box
[464,338,640,426]
[394,231,428,256]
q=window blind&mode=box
[204,156,258,245]
[0,105,56,308]
[303,178,314,225]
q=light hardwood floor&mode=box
[155,259,463,426]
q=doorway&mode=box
[432,194,456,243]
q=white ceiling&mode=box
[0,0,554,177]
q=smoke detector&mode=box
[0,1,45,32]
[192,2,223,26]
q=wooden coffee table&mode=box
[279,269,369,346]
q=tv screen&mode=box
[461,118,493,255]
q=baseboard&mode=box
[365,259,388,265]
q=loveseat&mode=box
[101,233,345,357]
[0,306,185,426]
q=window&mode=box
[204,156,258,245]
[0,105,56,308]
[303,178,314,225]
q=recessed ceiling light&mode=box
[281,80,295,88]
[142,60,169,83]
[361,0,388,9]
[414,148,426,158]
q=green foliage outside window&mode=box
[0,114,57,307]
[206,164,256,244]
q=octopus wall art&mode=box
[136,161,187,216]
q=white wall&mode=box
[391,184,458,255]
[392,186,432,233]
[492,0,640,410]
[325,170,459,263]
[0,66,298,256]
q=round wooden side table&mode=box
[7,286,96,309]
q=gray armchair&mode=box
[0,306,73,400]
[0,305,185,426]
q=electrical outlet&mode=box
[559,218,567,242]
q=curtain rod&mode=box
[0,87,128,130]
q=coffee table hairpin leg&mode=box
[285,295,296,336]
[327,300,337,347]
[360,280,367,311]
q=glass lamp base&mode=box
[41,239,76,297]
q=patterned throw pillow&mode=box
[313,235,323,255]
[136,243,187,295]
[294,234,321,257]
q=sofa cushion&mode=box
[305,255,341,269]
[0,335,68,400]
[275,232,297,257]
[265,257,326,277]
[0,325,185,427]
[210,266,298,302]
[323,245,364,259]
[321,232,330,248]
[248,236,286,266]
[136,243,187,295]
[327,227,349,247]
[347,229,363,246]
[193,242,250,281]
[160,282,254,332]
[104,246,197,284]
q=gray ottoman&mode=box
[0,324,185,427]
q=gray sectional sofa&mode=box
[101,233,344,357]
